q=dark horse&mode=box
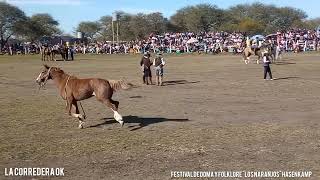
[52,47,67,61]
[36,65,133,128]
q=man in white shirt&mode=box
[263,51,273,80]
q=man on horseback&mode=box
[243,37,270,64]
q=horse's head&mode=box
[36,64,63,86]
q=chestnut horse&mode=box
[36,64,133,128]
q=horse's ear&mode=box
[43,64,50,69]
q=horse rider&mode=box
[140,52,152,85]
[252,37,259,52]
[246,36,251,48]
[245,36,255,55]
[153,53,166,86]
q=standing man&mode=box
[153,53,166,86]
[262,51,273,80]
[70,45,74,61]
[140,52,152,85]
[64,44,69,61]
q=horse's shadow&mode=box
[88,115,189,131]
[163,80,200,86]
[274,62,296,65]
[273,76,299,81]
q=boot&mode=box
[142,76,146,84]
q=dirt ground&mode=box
[0,53,319,179]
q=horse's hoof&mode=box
[78,124,84,129]
[119,121,124,127]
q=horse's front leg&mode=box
[73,102,85,129]
[67,98,85,129]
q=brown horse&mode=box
[52,48,67,61]
[35,64,133,128]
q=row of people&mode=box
[1,29,319,55]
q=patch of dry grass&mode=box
[0,53,320,179]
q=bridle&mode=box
[39,67,52,89]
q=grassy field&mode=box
[0,53,320,179]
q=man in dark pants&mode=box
[70,45,74,60]
[140,52,152,85]
[263,52,273,80]
[64,45,69,60]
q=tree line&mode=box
[76,3,320,41]
[1,1,320,46]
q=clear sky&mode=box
[5,0,320,34]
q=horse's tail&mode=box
[109,79,134,91]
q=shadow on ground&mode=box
[89,115,189,131]
[274,61,296,65]
[163,80,200,86]
[273,77,299,81]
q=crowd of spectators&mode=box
[1,28,319,55]
[274,29,319,52]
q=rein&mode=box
[64,75,71,99]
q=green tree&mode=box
[76,21,101,40]
[16,13,61,42]
[170,4,224,32]
[129,13,149,40]
[145,12,167,34]
[0,2,27,48]
[98,15,113,41]
[225,3,308,34]
[117,12,135,41]
[238,18,264,35]
[302,18,320,29]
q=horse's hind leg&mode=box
[111,99,119,110]
[102,99,124,127]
